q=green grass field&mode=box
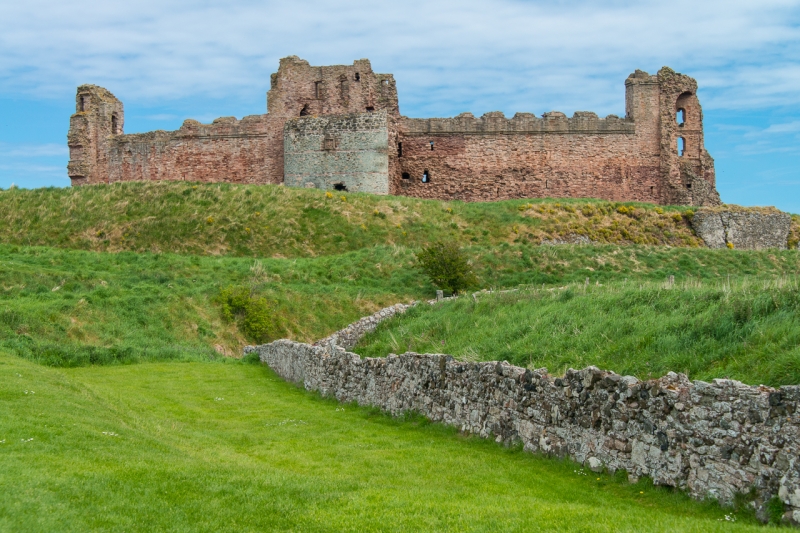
[0,351,765,532]
[1,182,798,529]
[355,277,800,387]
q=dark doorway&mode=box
[333,183,348,191]
[402,172,410,180]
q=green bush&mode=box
[415,241,477,295]
[215,285,274,343]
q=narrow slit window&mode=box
[355,73,360,82]
[677,137,686,156]
[315,81,321,99]
[676,108,686,126]
[111,114,118,134]
[422,170,430,183]
[79,95,87,112]
[397,142,402,157]
[430,141,434,151]
[545,180,548,189]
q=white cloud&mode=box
[0,143,68,157]
[0,0,798,116]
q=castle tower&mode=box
[67,85,124,185]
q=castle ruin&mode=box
[68,56,720,206]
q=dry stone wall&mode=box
[250,303,800,525]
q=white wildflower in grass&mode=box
[718,514,737,522]
[214,397,224,401]
[21,438,33,443]
[101,432,120,437]
[24,390,35,394]
[335,407,346,412]
[0,439,5,444]
[277,419,307,426]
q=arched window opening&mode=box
[430,141,434,151]
[111,114,118,135]
[676,108,686,126]
[422,170,430,183]
[402,172,410,180]
[677,137,686,157]
[355,73,360,82]
[333,183,348,191]
[397,143,403,157]
[300,104,310,116]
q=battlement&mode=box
[401,111,635,136]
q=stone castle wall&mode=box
[68,58,721,206]
[284,111,391,194]
[249,303,800,525]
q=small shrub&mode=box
[727,242,735,249]
[415,241,477,295]
[215,285,273,344]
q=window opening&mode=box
[397,142,402,157]
[677,137,686,156]
[686,184,692,190]
[111,114,118,134]
[676,108,686,126]
[381,79,388,86]
[430,141,434,151]
[315,81,321,99]
[300,104,310,116]
[402,172,410,180]
[545,180,548,189]
[79,95,88,112]
[650,186,654,195]
[366,106,374,112]
[355,73,360,82]
[422,170,430,183]
[333,183,348,191]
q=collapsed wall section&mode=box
[284,111,392,194]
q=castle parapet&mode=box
[400,111,634,136]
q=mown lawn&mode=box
[0,352,764,532]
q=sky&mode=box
[0,0,798,212]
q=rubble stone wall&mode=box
[284,111,391,194]
[251,304,800,524]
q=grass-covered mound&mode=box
[354,277,800,387]
[2,244,800,367]
[0,352,765,531]
[0,181,712,256]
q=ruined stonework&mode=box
[284,111,392,194]
[691,207,792,250]
[68,58,720,206]
[249,303,800,525]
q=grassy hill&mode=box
[0,181,722,256]
[355,277,800,387]
[0,351,766,532]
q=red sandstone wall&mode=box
[393,131,662,203]
[105,115,283,185]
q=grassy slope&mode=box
[2,244,800,369]
[355,278,800,387]
[0,181,715,256]
[0,351,763,532]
